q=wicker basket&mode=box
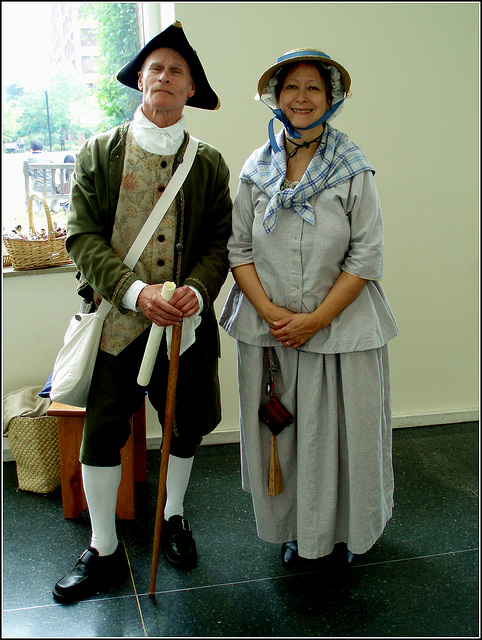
[3,194,73,271]
[8,415,61,494]
[3,254,12,267]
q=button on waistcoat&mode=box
[100,131,177,355]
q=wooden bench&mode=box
[47,401,147,520]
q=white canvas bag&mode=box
[49,301,110,407]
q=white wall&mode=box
[173,1,479,421]
[3,2,478,460]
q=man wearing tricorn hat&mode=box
[53,22,232,602]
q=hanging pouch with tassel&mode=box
[258,347,294,495]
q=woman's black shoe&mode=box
[161,516,197,570]
[281,541,300,568]
[52,544,125,603]
[332,542,357,568]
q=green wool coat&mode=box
[66,123,232,371]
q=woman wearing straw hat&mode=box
[220,49,399,569]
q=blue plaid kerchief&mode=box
[241,124,374,234]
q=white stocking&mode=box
[81,464,121,557]
[164,454,194,520]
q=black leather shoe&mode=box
[332,542,357,568]
[161,516,197,570]
[281,541,300,568]
[52,544,125,602]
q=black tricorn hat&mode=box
[116,21,220,111]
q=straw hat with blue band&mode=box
[256,48,351,152]
[116,21,220,111]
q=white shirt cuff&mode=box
[121,280,148,312]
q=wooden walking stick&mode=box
[148,319,183,599]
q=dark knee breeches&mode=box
[80,328,221,466]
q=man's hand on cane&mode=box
[137,284,199,326]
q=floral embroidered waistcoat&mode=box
[100,130,177,355]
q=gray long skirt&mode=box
[237,342,394,559]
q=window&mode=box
[80,27,97,47]
[81,55,98,74]
[2,2,146,241]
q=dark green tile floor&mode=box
[2,422,479,638]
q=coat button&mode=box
[158,234,165,242]
[157,185,165,193]
[157,259,165,267]
[161,160,167,168]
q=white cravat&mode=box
[131,105,185,155]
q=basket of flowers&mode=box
[3,194,72,270]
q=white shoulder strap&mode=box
[123,136,199,269]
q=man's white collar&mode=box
[132,106,185,155]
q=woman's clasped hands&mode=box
[268,309,324,349]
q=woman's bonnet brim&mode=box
[257,48,351,101]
